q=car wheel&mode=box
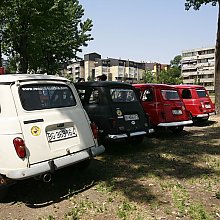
[169,126,184,134]
[0,187,8,201]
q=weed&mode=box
[188,202,213,220]
[171,183,189,216]
[95,179,115,193]
[117,201,136,219]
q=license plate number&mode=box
[172,109,183,115]
[205,104,211,109]
[124,114,139,121]
[46,127,77,142]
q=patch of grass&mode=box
[171,183,189,217]
[95,179,115,193]
[117,201,136,219]
[188,202,213,220]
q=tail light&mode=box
[90,122,99,139]
[199,104,203,112]
[13,137,26,158]
[109,117,116,128]
[200,102,205,108]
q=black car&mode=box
[74,81,153,144]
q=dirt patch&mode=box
[0,115,220,220]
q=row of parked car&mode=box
[74,81,215,142]
[0,74,215,200]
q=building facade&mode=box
[181,46,215,92]
[67,53,169,83]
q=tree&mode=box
[0,0,93,74]
[170,55,182,68]
[157,68,183,84]
[142,70,156,83]
[185,0,220,113]
[142,55,183,84]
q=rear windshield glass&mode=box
[110,88,138,103]
[196,89,207,98]
[19,84,76,111]
[161,90,180,100]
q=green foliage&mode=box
[185,0,217,10]
[142,70,156,83]
[142,55,183,84]
[170,55,182,68]
[0,0,93,74]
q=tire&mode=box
[169,126,184,134]
[0,187,8,201]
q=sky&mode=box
[78,0,218,64]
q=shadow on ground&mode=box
[2,118,220,207]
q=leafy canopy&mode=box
[185,0,217,10]
[0,0,93,74]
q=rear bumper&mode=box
[158,120,193,127]
[195,111,216,118]
[6,145,105,180]
[107,130,147,140]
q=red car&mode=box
[133,84,193,133]
[174,85,216,122]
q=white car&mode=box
[0,74,105,199]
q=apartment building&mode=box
[67,53,169,83]
[181,46,215,92]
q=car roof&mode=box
[173,84,205,89]
[133,83,178,90]
[74,81,132,88]
[0,74,69,84]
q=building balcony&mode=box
[182,65,197,70]
[199,78,214,83]
[182,71,198,77]
[183,79,195,84]
[205,86,215,92]
[197,62,214,68]
[197,53,214,59]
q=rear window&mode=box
[19,84,76,111]
[110,88,138,103]
[181,89,192,99]
[196,89,208,98]
[161,90,180,100]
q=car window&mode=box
[196,89,208,98]
[110,88,137,103]
[181,89,192,99]
[19,84,76,111]
[142,89,154,102]
[161,90,180,100]
[89,89,100,104]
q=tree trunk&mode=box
[0,41,2,67]
[19,35,28,74]
[215,0,220,114]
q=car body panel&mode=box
[74,81,151,142]
[0,74,104,180]
[174,85,216,120]
[133,84,193,129]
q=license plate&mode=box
[124,114,139,121]
[46,127,77,142]
[205,104,211,109]
[172,109,182,115]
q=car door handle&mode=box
[23,119,44,124]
